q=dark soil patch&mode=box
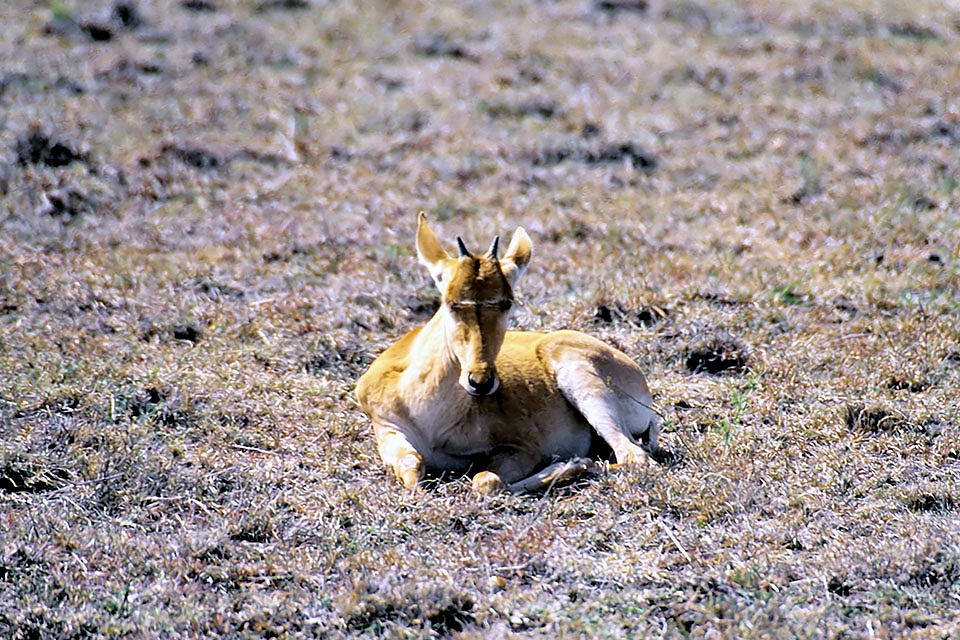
[636,307,668,327]
[161,144,222,170]
[826,575,852,597]
[172,324,204,343]
[595,0,649,16]
[42,188,99,220]
[195,278,245,300]
[406,294,440,318]
[783,187,815,205]
[904,492,955,514]
[651,447,683,467]
[181,0,218,11]
[532,141,656,172]
[413,34,479,63]
[128,387,165,418]
[0,458,71,494]
[80,22,115,42]
[844,404,910,433]
[887,22,939,40]
[693,292,750,307]
[908,194,938,211]
[909,551,960,590]
[581,122,601,137]
[886,377,930,393]
[40,1,145,40]
[255,0,311,11]
[481,99,561,120]
[98,58,164,82]
[112,2,144,29]
[112,386,199,429]
[590,142,656,168]
[13,395,83,420]
[155,145,291,171]
[427,596,475,635]
[15,127,87,167]
[594,302,667,327]
[859,120,959,150]
[346,591,474,635]
[305,337,372,379]
[230,513,278,543]
[41,5,143,41]
[544,217,593,242]
[683,333,749,375]
[594,305,615,322]
[832,297,859,318]
[232,148,296,167]
[140,321,204,345]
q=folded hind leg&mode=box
[552,350,660,468]
[504,458,596,494]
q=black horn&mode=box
[488,235,500,259]
[456,236,473,258]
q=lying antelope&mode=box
[356,213,660,493]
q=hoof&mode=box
[546,457,595,483]
[472,470,505,494]
[609,446,652,471]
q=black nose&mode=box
[467,373,496,396]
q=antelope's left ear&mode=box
[416,212,451,288]
[500,226,532,285]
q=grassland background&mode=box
[2,0,959,637]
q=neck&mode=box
[403,310,463,393]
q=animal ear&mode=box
[416,212,450,287]
[500,226,532,285]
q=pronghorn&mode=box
[355,213,660,493]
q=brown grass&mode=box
[2,0,960,637]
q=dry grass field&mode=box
[2,0,960,637]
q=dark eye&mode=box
[498,299,513,312]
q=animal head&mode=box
[416,212,532,397]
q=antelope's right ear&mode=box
[416,212,451,287]
[500,226,532,286]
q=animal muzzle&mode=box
[462,370,500,397]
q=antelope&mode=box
[355,213,660,494]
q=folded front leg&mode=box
[374,423,424,489]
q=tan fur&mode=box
[355,213,660,493]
